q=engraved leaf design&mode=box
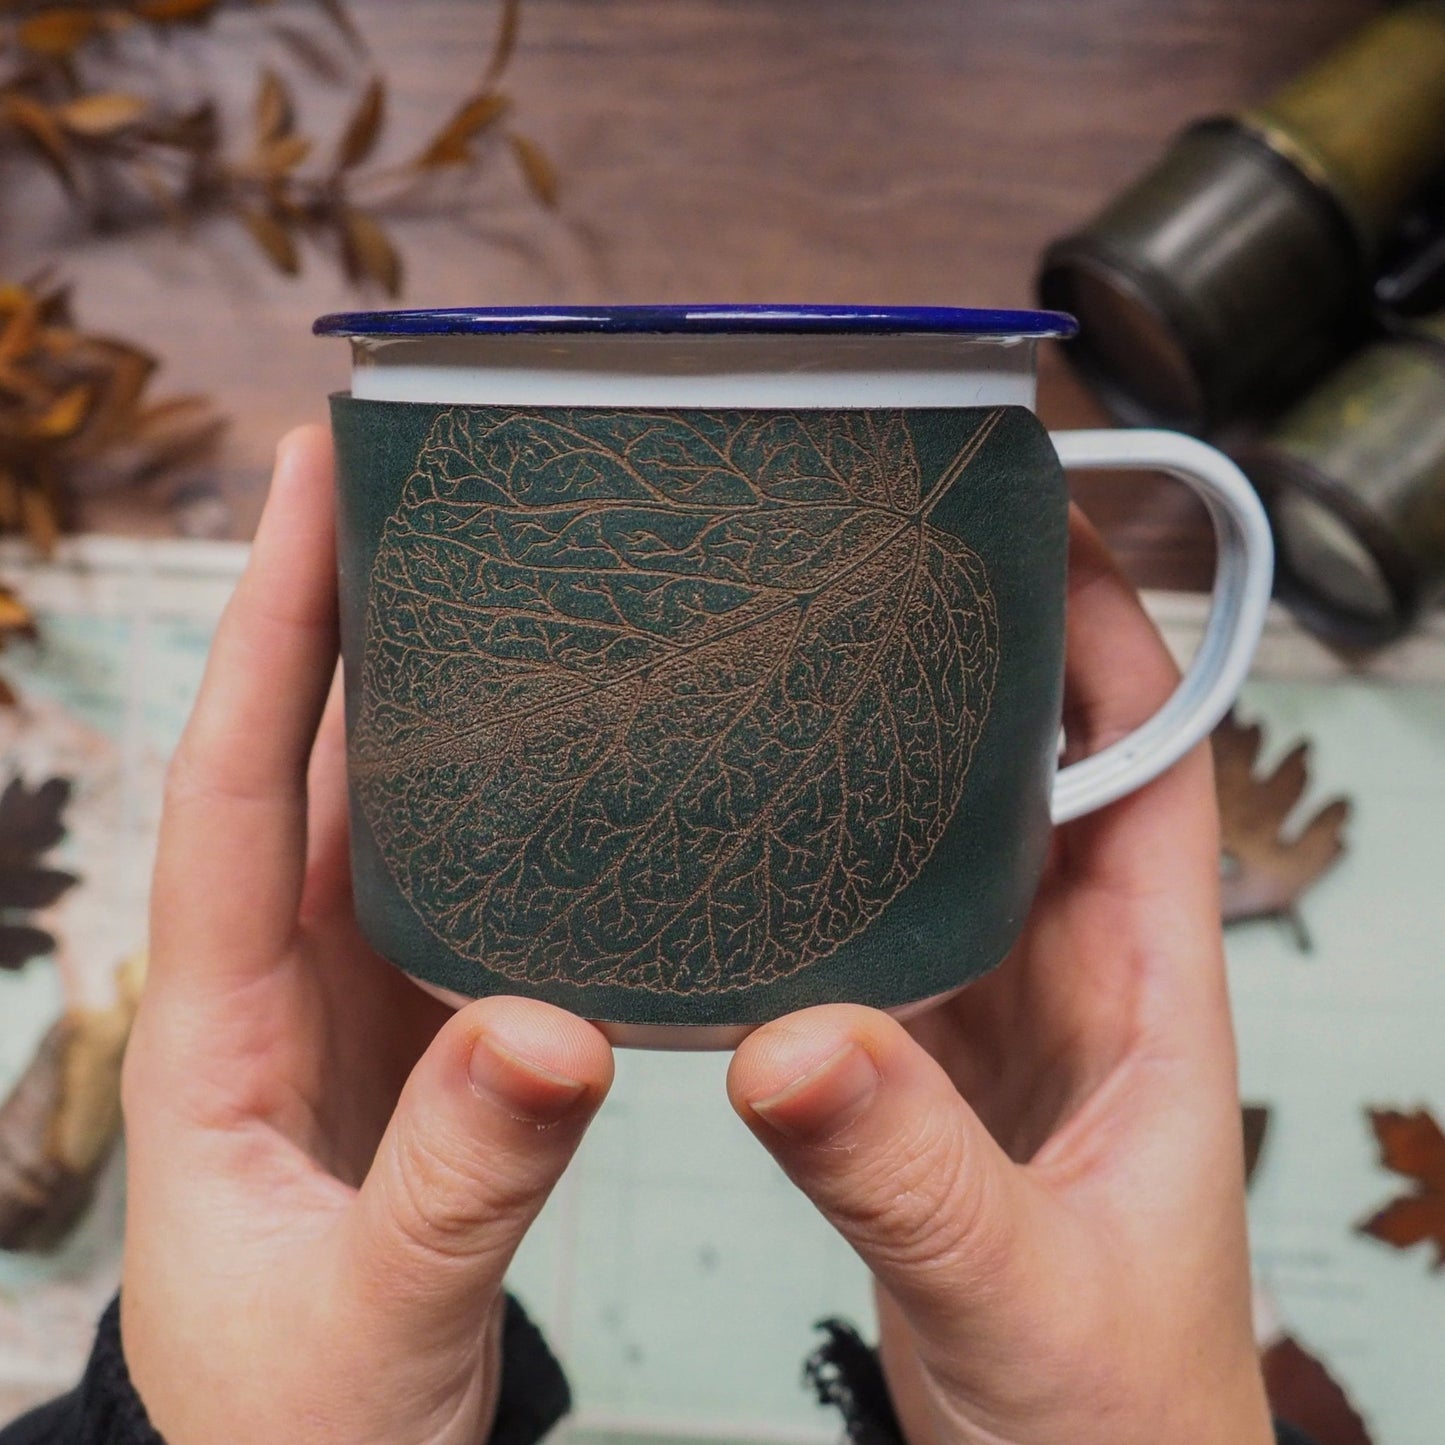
[352,407,1002,995]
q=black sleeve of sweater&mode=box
[0,1293,570,1445]
[803,1318,1324,1445]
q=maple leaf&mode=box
[351,407,1004,995]
[1261,1335,1374,1445]
[1212,713,1350,940]
[1358,1107,1445,1270]
[0,775,79,970]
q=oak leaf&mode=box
[1212,713,1349,932]
[0,775,79,971]
[1358,1107,1445,1270]
[352,407,1003,995]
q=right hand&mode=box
[121,425,614,1444]
[728,509,1274,1444]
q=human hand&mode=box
[729,510,1272,1444]
[120,427,614,1444]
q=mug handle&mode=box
[1047,429,1275,825]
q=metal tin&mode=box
[1239,313,1445,647]
[1039,2,1445,433]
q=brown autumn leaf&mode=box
[0,587,37,649]
[508,130,557,207]
[0,953,146,1252]
[335,76,385,171]
[29,384,92,442]
[0,775,79,971]
[15,8,102,58]
[483,0,521,85]
[415,89,510,168]
[259,132,313,174]
[54,92,150,138]
[236,204,300,275]
[135,0,220,21]
[0,583,38,705]
[1212,712,1350,932]
[1261,1335,1374,1445]
[1243,1104,1270,1189]
[2,93,77,193]
[19,486,61,555]
[352,407,1006,995]
[340,207,401,295]
[1358,1107,1445,1271]
[254,67,295,148]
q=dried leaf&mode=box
[135,0,219,22]
[1243,1104,1270,1189]
[54,92,149,137]
[508,131,557,207]
[2,94,76,193]
[1261,1335,1374,1445]
[30,384,92,441]
[260,133,313,173]
[415,90,509,168]
[0,293,40,369]
[1213,713,1350,930]
[482,0,521,85]
[60,336,156,453]
[140,98,219,153]
[1358,1107,1445,1270]
[335,76,384,171]
[0,587,37,649]
[20,486,61,555]
[351,407,1005,994]
[15,8,102,58]
[340,208,401,295]
[0,775,78,971]
[0,954,146,1252]
[254,67,294,147]
[236,205,299,275]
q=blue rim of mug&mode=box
[312,303,1079,340]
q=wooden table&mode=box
[3,0,1385,589]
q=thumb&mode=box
[341,996,612,1350]
[729,1006,1055,1345]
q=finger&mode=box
[341,996,613,1350]
[151,425,337,997]
[729,1006,1074,1348]
[1059,504,1219,894]
[300,666,352,917]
